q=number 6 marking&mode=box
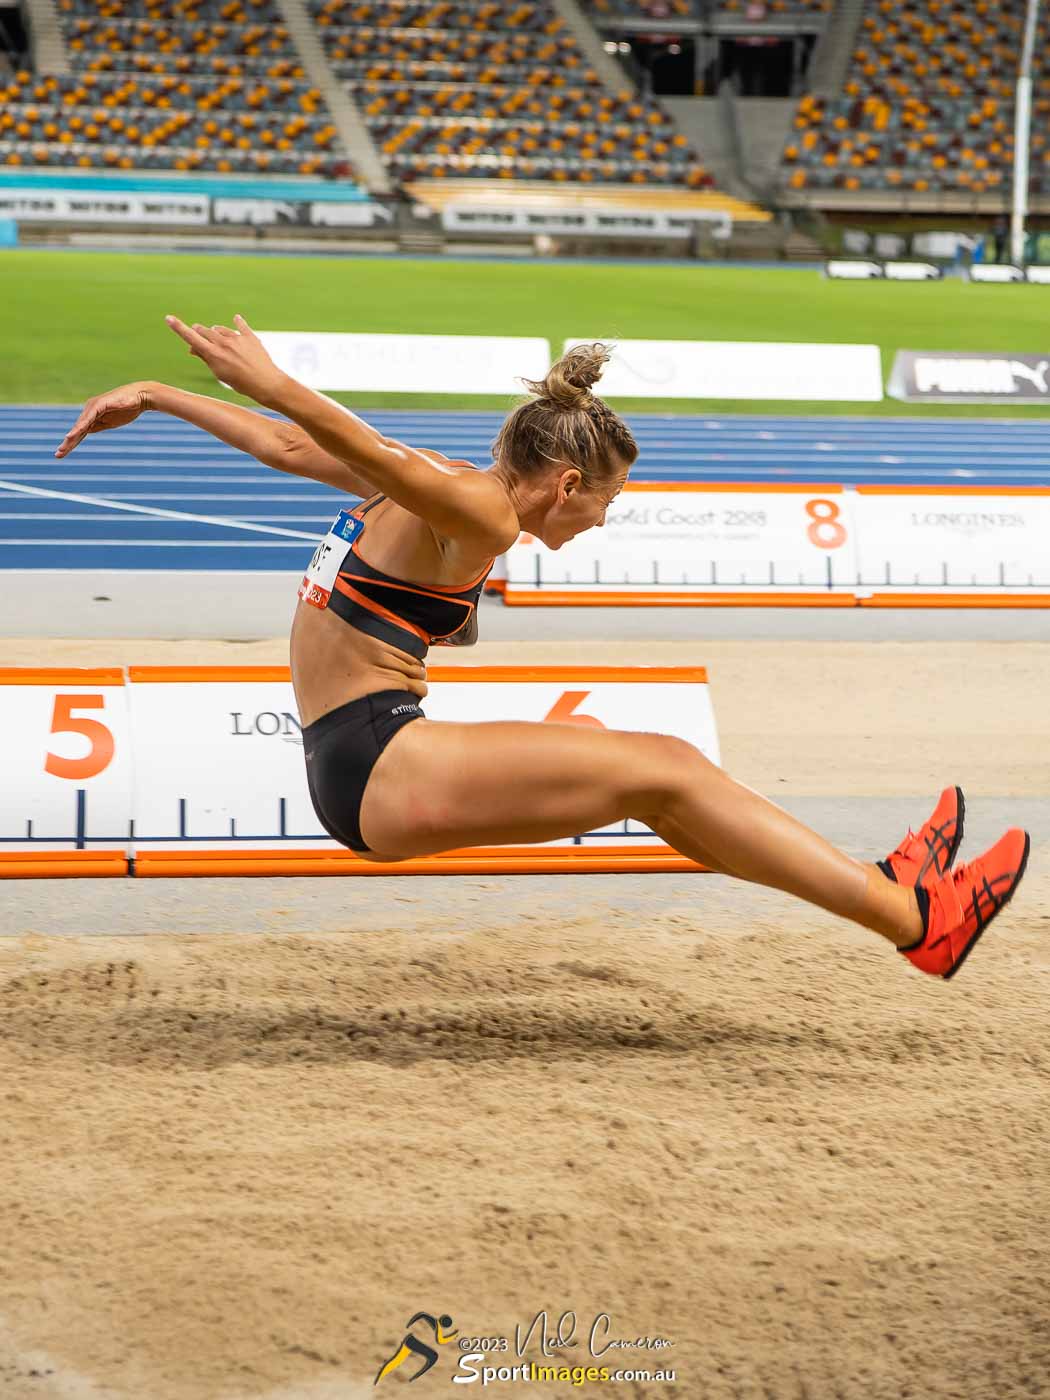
[45,694,115,780]
[543,691,605,728]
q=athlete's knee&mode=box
[669,736,720,800]
[649,731,712,774]
[626,731,713,815]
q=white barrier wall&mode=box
[0,666,719,877]
[0,191,210,224]
[854,489,1050,595]
[130,671,323,852]
[505,485,858,603]
[0,670,133,868]
[251,334,883,400]
[562,339,884,401]
[255,333,550,395]
[503,486,1050,606]
[439,206,732,240]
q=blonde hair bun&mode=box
[522,342,612,410]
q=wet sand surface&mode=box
[1,637,1048,1399]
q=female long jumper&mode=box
[56,319,1030,980]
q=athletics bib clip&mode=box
[298,509,363,609]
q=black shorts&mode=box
[302,689,425,854]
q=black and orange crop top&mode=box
[322,493,492,660]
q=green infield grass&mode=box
[5,248,1050,417]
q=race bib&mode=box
[298,508,363,608]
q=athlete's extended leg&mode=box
[358,719,923,947]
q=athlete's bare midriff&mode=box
[290,494,494,727]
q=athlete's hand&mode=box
[165,313,285,404]
[55,382,152,458]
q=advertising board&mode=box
[0,667,720,877]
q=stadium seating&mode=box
[715,0,833,18]
[310,0,712,185]
[351,80,706,185]
[581,0,700,19]
[580,0,831,20]
[782,0,1041,196]
[313,1,558,33]
[0,0,720,191]
[0,0,351,175]
[0,70,340,173]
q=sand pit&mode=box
[1,637,1049,1399]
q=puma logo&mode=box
[1008,360,1050,393]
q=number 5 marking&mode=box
[45,694,115,780]
[543,691,605,728]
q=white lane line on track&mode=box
[13,433,1050,453]
[26,438,1050,452]
[9,445,1050,462]
[0,452,266,462]
[11,429,1046,442]
[0,479,320,540]
[0,475,297,483]
[6,449,1040,466]
[4,463,1044,481]
[0,538,308,547]
[11,413,1050,428]
[0,434,260,447]
[0,446,260,458]
[11,416,1050,432]
[10,470,1049,490]
[0,566,299,574]
[88,493,342,501]
[9,409,1050,428]
[11,463,1044,482]
[0,493,342,502]
[16,420,1050,435]
[0,513,334,522]
[5,407,1046,420]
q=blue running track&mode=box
[2,406,1049,572]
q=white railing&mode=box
[1011,0,1040,263]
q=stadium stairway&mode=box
[734,98,798,197]
[805,0,866,95]
[23,0,68,77]
[662,96,747,199]
[660,92,793,208]
[662,88,795,207]
[550,0,632,91]
[277,0,391,193]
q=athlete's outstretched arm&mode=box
[165,315,520,553]
[54,381,376,496]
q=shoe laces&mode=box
[891,827,919,858]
